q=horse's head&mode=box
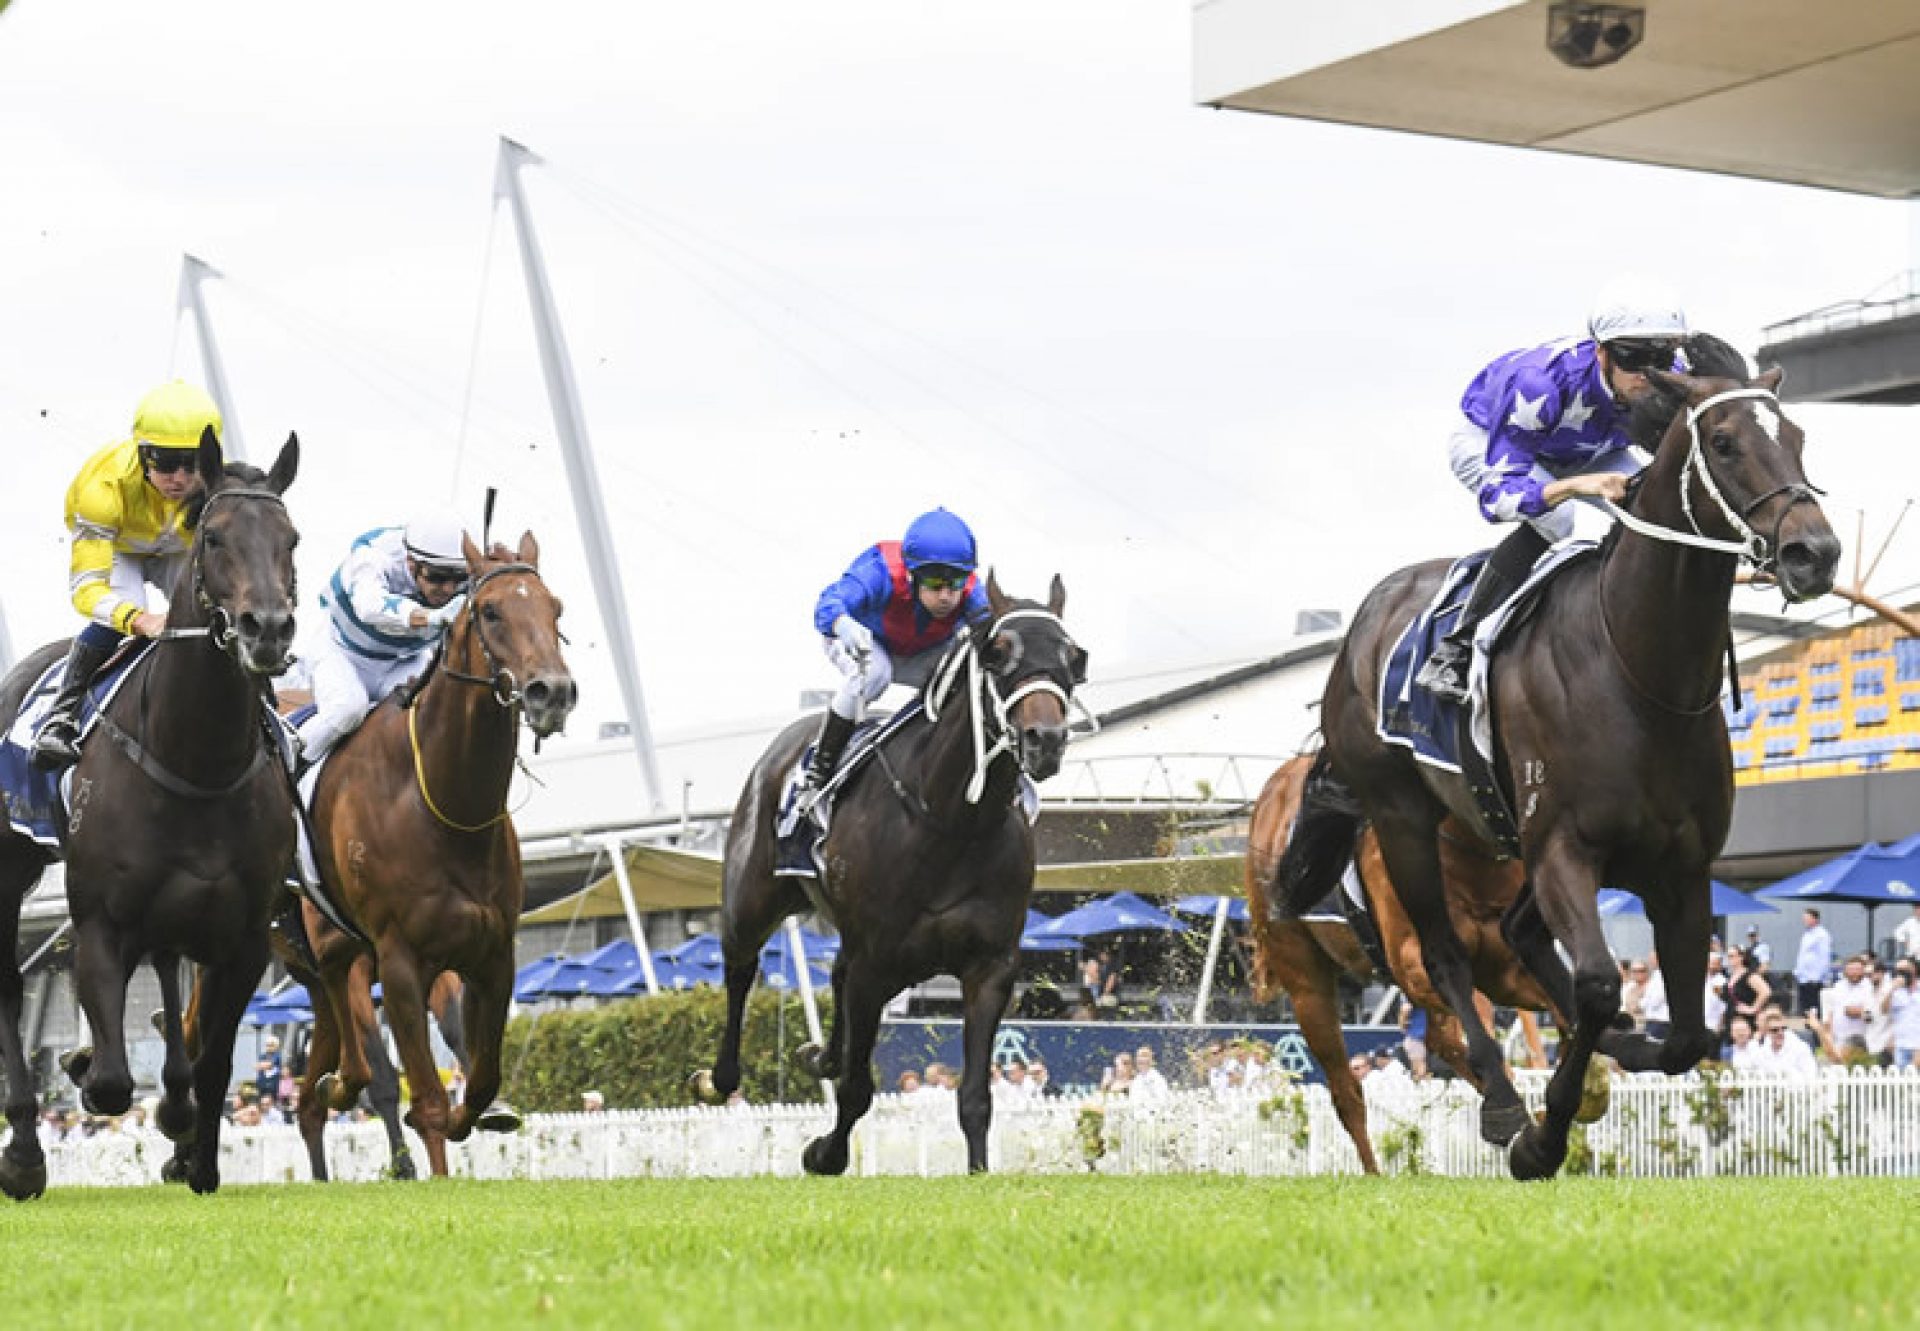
[980,571,1089,782]
[185,429,301,674]
[450,531,577,738]
[1643,349,1841,602]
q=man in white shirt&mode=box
[1823,954,1878,1051]
[1793,909,1834,1015]
[1640,954,1670,1039]
[1895,905,1920,964]
[1128,1046,1172,1103]
[1748,1014,1818,1077]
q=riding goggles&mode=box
[1605,339,1678,374]
[916,567,970,592]
[139,444,198,475]
[414,562,468,588]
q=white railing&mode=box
[26,1067,1920,1187]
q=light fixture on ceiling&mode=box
[1547,3,1645,70]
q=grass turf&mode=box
[2,1175,1915,1329]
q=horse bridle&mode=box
[1604,387,1824,574]
[435,562,543,708]
[925,607,1094,805]
[155,486,294,658]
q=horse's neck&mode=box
[1601,442,1738,708]
[412,662,518,826]
[918,676,1018,835]
[138,624,261,782]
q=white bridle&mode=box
[925,608,1096,805]
[1601,386,1784,563]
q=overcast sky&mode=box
[3,0,1915,748]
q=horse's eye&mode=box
[1711,432,1736,458]
[481,604,502,624]
[203,530,224,551]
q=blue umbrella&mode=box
[1597,883,1778,918]
[1759,842,1920,905]
[513,954,575,1002]
[762,926,841,963]
[1022,908,1081,952]
[578,938,646,971]
[1033,891,1188,938]
[1170,894,1251,923]
[245,985,314,1026]
[662,934,724,967]
[612,958,721,994]
[760,957,833,991]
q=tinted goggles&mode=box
[916,567,969,592]
[140,445,198,476]
[1606,340,1677,374]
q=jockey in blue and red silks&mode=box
[798,507,991,796]
[1415,275,1691,705]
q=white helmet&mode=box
[1588,275,1688,345]
[403,508,467,570]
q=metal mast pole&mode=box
[176,255,247,464]
[492,137,664,811]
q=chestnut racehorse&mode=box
[296,533,574,1176]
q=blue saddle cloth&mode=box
[774,703,924,879]
[1377,540,1599,775]
[0,644,151,847]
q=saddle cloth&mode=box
[0,644,150,847]
[772,701,1040,879]
[279,702,370,942]
[1376,538,1599,774]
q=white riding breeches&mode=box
[823,637,940,722]
[294,645,429,764]
[1448,422,1643,545]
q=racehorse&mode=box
[1245,753,1570,1175]
[0,433,301,1198]
[696,574,1086,1174]
[1276,336,1840,1179]
[295,533,573,1177]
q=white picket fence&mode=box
[30,1067,1920,1188]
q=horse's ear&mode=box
[517,530,540,568]
[985,569,1008,617]
[266,432,299,495]
[1644,366,1707,404]
[1757,365,1785,394]
[196,425,224,490]
[462,533,485,571]
[1047,575,1065,616]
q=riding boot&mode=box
[801,711,858,794]
[1414,524,1550,706]
[30,636,117,769]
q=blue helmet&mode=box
[901,508,977,574]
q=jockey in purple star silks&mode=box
[797,507,991,799]
[1415,276,1690,705]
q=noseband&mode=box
[925,608,1091,805]
[1604,387,1823,574]
[156,487,292,658]
[436,562,542,708]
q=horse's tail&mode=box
[1271,749,1364,920]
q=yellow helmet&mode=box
[131,380,223,452]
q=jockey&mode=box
[799,507,990,795]
[1414,276,1688,705]
[32,381,223,768]
[293,509,470,770]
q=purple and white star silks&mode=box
[1460,337,1637,522]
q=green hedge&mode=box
[500,987,837,1111]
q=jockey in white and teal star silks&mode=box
[294,511,469,768]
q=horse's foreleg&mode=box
[297,1005,342,1182]
[802,968,890,1177]
[799,954,850,1082]
[361,1022,412,1178]
[1372,816,1524,1144]
[1275,925,1380,1175]
[69,916,137,1117]
[377,942,452,1177]
[446,959,512,1142]
[151,954,199,1150]
[954,953,1019,1174]
[315,951,376,1111]
[429,973,467,1070]
[186,947,268,1195]
[1642,874,1717,1076]
[0,875,47,1201]
[1507,840,1610,1182]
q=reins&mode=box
[923,607,1091,807]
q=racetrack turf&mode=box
[2,1175,1914,1329]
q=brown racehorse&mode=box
[697,576,1086,1174]
[1276,335,1840,1179]
[0,438,302,1198]
[296,533,575,1176]
[1245,753,1571,1175]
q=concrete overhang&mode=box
[1196,0,1920,198]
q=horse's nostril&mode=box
[525,680,549,706]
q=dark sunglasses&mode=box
[140,447,197,476]
[1606,340,1676,374]
[415,564,467,588]
[917,569,968,592]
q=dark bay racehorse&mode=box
[0,433,301,1198]
[297,534,573,1177]
[696,575,1086,1174]
[1277,337,1839,1179]
[1246,753,1573,1175]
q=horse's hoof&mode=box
[156,1097,197,1145]
[316,1072,351,1113]
[160,1153,191,1186]
[1575,1057,1613,1125]
[689,1070,724,1106]
[81,1082,132,1118]
[474,1103,523,1134]
[188,1166,220,1196]
[794,1042,825,1077]
[388,1149,417,1182]
[0,1152,47,1202]
[801,1135,848,1177]
[1479,1101,1531,1148]
[59,1047,93,1087]
[1507,1124,1565,1182]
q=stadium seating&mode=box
[1724,622,1920,785]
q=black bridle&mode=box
[431,562,545,709]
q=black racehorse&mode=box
[696,574,1086,1174]
[0,431,300,1198]
[1277,336,1840,1180]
